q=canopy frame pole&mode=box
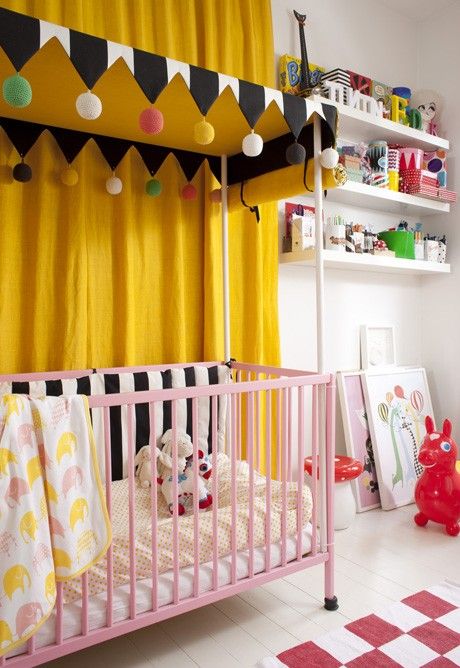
[221,154,231,362]
[313,115,328,553]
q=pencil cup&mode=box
[325,222,346,252]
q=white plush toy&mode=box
[160,449,213,515]
[134,429,193,489]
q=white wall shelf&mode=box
[312,95,449,151]
[280,249,451,276]
[327,181,450,216]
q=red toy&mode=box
[414,416,460,536]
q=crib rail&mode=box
[3,362,335,667]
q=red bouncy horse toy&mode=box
[414,416,460,536]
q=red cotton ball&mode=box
[139,107,164,135]
[182,183,197,200]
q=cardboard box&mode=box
[291,213,315,250]
[347,70,372,96]
[279,54,324,94]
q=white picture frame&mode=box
[360,324,396,369]
[363,367,433,510]
[337,371,381,512]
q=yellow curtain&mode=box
[0,0,280,373]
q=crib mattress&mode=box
[8,526,313,659]
[63,453,312,603]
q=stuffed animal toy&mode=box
[414,416,460,536]
[159,449,213,515]
[134,429,193,488]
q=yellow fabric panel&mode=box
[0,0,280,373]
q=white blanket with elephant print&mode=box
[0,394,111,657]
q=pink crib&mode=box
[0,360,336,666]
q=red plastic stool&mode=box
[304,455,363,530]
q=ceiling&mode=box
[378,0,457,21]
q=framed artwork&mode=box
[361,325,396,369]
[337,371,381,512]
[363,368,433,510]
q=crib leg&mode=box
[324,551,339,611]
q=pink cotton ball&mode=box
[139,107,164,135]
[182,183,197,200]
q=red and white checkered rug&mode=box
[259,581,460,667]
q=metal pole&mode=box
[221,154,231,362]
[313,115,328,552]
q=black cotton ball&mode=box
[13,162,32,182]
[286,141,306,165]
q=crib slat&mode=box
[281,388,288,567]
[236,370,242,459]
[211,395,219,590]
[255,375,260,472]
[276,389,281,480]
[103,406,114,626]
[311,385,318,557]
[230,393,238,584]
[81,572,89,635]
[26,633,35,655]
[55,582,64,644]
[172,401,180,604]
[192,398,200,597]
[127,403,136,619]
[265,389,272,573]
[149,402,158,612]
[287,387,293,482]
[297,386,305,561]
[247,391,255,579]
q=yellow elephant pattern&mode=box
[0,394,110,656]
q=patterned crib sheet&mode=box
[62,453,312,603]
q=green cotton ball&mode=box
[146,178,162,197]
[2,73,32,108]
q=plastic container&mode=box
[378,231,415,259]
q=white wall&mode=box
[272,0,422,452]
[418,5,460,427]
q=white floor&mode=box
[44,505,458,668]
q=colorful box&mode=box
[423,149,447,187]
[378,231,415,259]
[399,148,424,171]
[347,70,372,96]
[279,55,324,95]
[371,80,392,116]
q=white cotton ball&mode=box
[242,131,263,157]
[106,175,122,195]
[76,91,102,120]
[320,147,340,169]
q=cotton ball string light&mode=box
[242,129,263,157]
[319,147,340,169]
[13,160,32,182]
[2,73,32,107]
[76,91,102,120]
[146,178,162,197]
[182,183,197,200]
[139,107,164,135]
[285,141,306,165]
[106,174,123,195]
[194,118,215,145]
[61,166,79,186]
[210,188,222,203]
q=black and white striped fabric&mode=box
[0,365,230,481]
[0,7,336,142]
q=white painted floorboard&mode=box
[44,505,458,667]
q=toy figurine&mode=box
[414,416,460,536]
[410,90,443,135]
